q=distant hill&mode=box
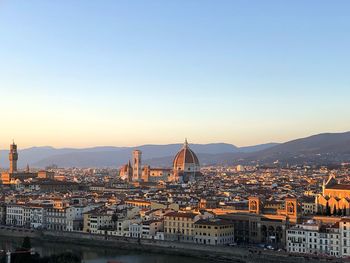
[238,132,350,165]
[2,132,350,168]
[0,142,277,169]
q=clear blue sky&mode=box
[0,1,349,148]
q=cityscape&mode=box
[1,137,350,262]
[1,1,350,263]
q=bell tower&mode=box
[285,197,299,223]
[249,196,262,214]
[9,141,18,174]
[132,150,142,181]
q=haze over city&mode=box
[1,1,350,149]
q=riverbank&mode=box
[0,227,344,263]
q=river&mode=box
[0,236,212,263]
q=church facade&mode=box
[316,174,350,215]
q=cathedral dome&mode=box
[173,139,200,171]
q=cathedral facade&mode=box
[119,139,201,183]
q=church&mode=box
[119,139,202,184]
[316,174,350,215]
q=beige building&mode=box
[83,210,114,233]
[164,211,201,242]
[194,219,234,246]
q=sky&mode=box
[0,1,350,149]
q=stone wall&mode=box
[0,227,344,263]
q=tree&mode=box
[22,236,31,250]
[338,207,343,216]
[111,212,118,225]
[326,202,331,216]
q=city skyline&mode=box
[1,1,350,148]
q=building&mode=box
[25,206,46,229]
[46,207,67,231]
[119,161,133,181]
[340,218,350,257]
[66,206,85,232]
[119,139,202,184]
[129,223,141,238]
[216,196,301,247]
[6,204,25,226]
[194,219,234,246]
[172,139,201,183]
[316,174,350,215]
[300,196,317,215]
[141,220,163,239]
[287,220,340,257]
[0,204,6,225]
[164,211,200,242]
[142,166,171,183]
[1,142,58,186]
[83,209,114,234]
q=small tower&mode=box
[132,150,142,181]
[249,196,262,214]
[285,197,299,223]
[9,141,18,174]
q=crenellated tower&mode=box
[9,141,18,174]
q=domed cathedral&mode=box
[120,139,202,184]
[172,139,201,183]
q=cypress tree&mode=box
[326,202,331,216]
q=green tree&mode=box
[326,202,331,216]
[22,236,31,250]
[338,207,343,216]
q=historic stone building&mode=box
[316,174,350,215]
[120,139,202,184]
[216,196,301,247]
[1,141,56,185]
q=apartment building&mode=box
[287,220,340,257]
[164,212,199,242]
[194,219,235,246]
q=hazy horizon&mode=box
[0,130,349,150]
[1,1,350,148]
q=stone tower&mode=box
[9,141,18,174]
[249,196,262,214]
[132,150,142,181]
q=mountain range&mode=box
[1,131,350,168]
